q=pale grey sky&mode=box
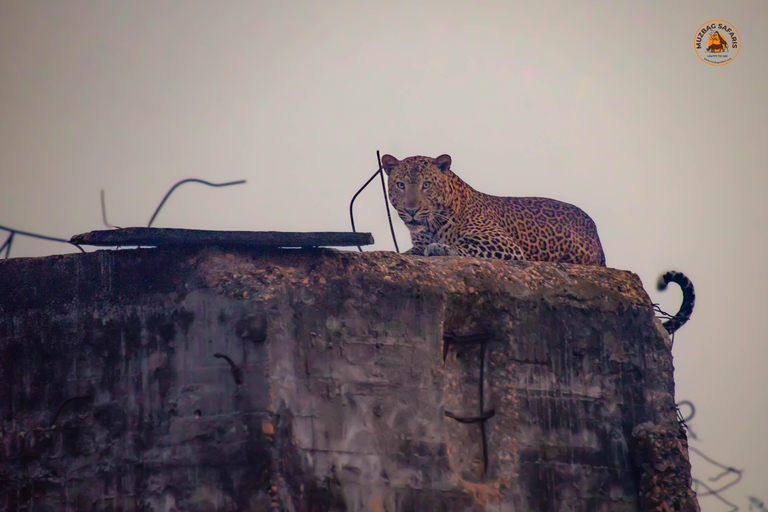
[1,1,766,508]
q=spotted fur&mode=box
[657,271,695,334]
[381,153,606,265]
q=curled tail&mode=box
[656,271,695,334]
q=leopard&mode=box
[381,153,694,333]
[381,153,606,265]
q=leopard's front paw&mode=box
[403,247,427,256]
[424,243,459,257]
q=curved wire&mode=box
[688,446,743,488]
[0,224,72,244]
[692,478,739,510]
[349,170,380,252]
[348,151,399,252]
[100,189,120,229]
[653,303,675,344]
[0,224,85,258]
[148,178,246,227]
[0,231,12,258]
[676,400,695,422]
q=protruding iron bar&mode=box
[0,224,85,258]
[443,332,495,474]
[50,395,93,427]
[0,231,13,259]
[100,189,120,229]
[213,352,243,385]
[349,150,400,253]
[349,169,379,252]
[148,178,246,228]
[444,410,496,423]
[376,150,399,253]
[442,332,490,363]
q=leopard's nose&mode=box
[404,208,419,218]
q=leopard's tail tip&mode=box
[656,273,670,291]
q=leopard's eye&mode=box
[422,181,431,190]
[396,182,405,190]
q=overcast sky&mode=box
[1,1,766,508]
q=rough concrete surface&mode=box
[0,247,698,511]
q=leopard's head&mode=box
[381,154,454,230]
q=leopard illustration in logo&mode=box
[706,31,728,53]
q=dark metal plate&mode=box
[70,228,374,248]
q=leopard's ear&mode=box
[434,154,452,173]
[381,154,400,175]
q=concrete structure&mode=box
[0,247,698,511]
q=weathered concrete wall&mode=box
[0,248,698,511]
